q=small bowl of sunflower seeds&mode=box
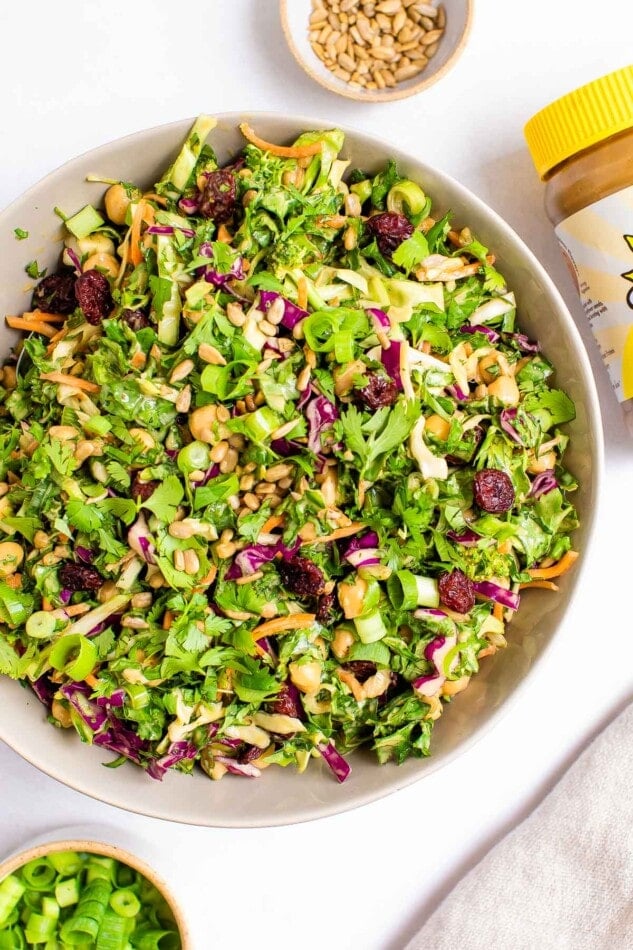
[280,0,472,102]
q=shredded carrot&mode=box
[21,310,66,324]
[216,224,233,244]
[261,515,285,534]
[46,328,69,353]
[338,668,365,702]
[297,276,308,311]
[141,192,168,206]
[162,610,174,631]
[493,602,504,621]
[41,597,53,611]
[129,199,148,266]
[40,372,100,394]
[84,673,100,689]
[239,123,322,159]
[520,580,560,592]
[250,613,316,639]
[301,522,364,546]
[497,539,512,555]
[528,550,579,580]
[6,317,57,338]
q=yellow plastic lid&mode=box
[524,65,633,179]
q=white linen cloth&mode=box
[406,702,633,950]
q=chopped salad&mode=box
[0,117,579,783]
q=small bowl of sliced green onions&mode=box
[0,838,189,949]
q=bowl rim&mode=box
[279,0,474,103]
[0,838,190,947]
[0,111,604,827]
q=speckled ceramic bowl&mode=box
[280,0,473,102]
[0,114,603,827]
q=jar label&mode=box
[556,185,633,403]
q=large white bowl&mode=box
[0,114,603,827]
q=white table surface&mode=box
[1,2,632,947]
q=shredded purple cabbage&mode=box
[178,196,199,214]
[214,756,261,778]
[500,407,524,445]
[472,580,520,610]
[446,383,470,401]
[306,394,339,453]
[147,740,198,780]
[147,225,195,238]
[367,307,390,330]
[75,546,94,564]
[381,340,403,390]
[529,470,558,498]
[31,674,56,708]
[460,324,500,343]
[317,741,351,783]
[446,528,481,547]
[258,290,308,330]
[508,332,541,353]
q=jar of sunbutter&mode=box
[524,65,633,432]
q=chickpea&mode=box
[289,660,322,694]
[425,414,450,440]
[332,627,355,659]
[527,450,557,474]
[337,576,368,620]
[188,405,229,444]
[67,232,116,258]
[51,699,73,729]
[83,252,119,279]
[487,375,520,406]
[0,541,24,576]
[2,366,17,391]
[129,428,156,452]
[105,183,138,225]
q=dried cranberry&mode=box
[32,271,77,315]
[198,169,237,223]
[278,556,325,598]
[59,562,103,592]
[238,744,262,764]
[271,682,303,719]
[366,212,414,256]
[316,591,336,624]
[438,569,475,614]
[121,308,150,332]
[357,372,399,410]
[473,468,515,513]
[342,660,377,682]
[130,477,159,503]
[75,271,113,325]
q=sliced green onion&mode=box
[125,683,150,710]
[96,909,130,950]
[25,611,57,640]
[60,913,100,945]
[49,635,98,680]
[65,204,105,240]
[48,852,83,877]
[132,928,180,950]
[387,180,427,217]
[177,441,210,475]
[20,860,56,892]
[55,877,80,909]
[387,570,418,610]
[0,929,26,949]
[350,179,372,203]
[354,609,388,644]
[24,910,57,944]
[242,407,281,442]
[0,876,25,926]
[109,889,140,919]
[348,639,391,665]
[387,571,439,609]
